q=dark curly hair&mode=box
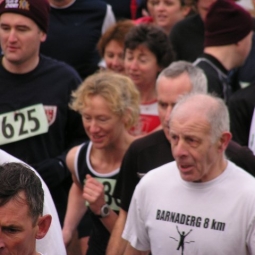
[124,24,175,68]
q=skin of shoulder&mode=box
[66,145,82,188]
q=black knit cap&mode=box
[204,0,253,47]
[0,0,50,33]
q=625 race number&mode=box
[0,104,49,145]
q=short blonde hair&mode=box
[70,71,140,129]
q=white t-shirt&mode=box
[249,108,255,154]
[0,150,66,255]
[123,161,255,255]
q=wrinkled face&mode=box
[124,44,161,91]
[169,110,220,182]
[0,192,38,255]
[81,95,126,149]
[104,40,125,74]
[149,0,186,33]
[196,0,216,21]
[0,13,46,70]
[157,73,192,141]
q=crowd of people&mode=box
[0,0,255,254]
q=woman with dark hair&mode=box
[124,24,175,136]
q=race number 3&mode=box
[0,104,49,145]
[96,178,120,211]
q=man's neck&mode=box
[204,46,236,71]
[2,56,40,74]
[49,0,76,8]
[200,157,228,183]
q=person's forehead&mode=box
[126,44,155,56]
[197,0,216,9]
[0,12,37,27]
[157,74,192,96]
[0,193,32,226]
[148,0,181,3]
[171,99,210,124]
[170,111,211,135]
[105,40,124,54]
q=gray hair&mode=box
[170,93,230,142]
[157,61,208,93]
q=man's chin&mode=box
[179,171,196,182]
[180,173,202,183]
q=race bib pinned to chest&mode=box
[0,104,49,145]
[84,177,121,211]
[96,178,120,211]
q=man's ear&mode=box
[181,6,191,17]
[36,214,52,239]
[157,66,163,74]
[40,32,47,43]
[218,131,232,152]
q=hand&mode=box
[83,174,105,214]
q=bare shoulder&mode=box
[66,146,80,174]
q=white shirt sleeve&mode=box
[101,4,116,34]
[37,180,67,255]
[122,184,150,251]
[0,149,67,255]
[246,209,255,255]
[248,108,255,155]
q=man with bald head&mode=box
[107,61,255,255]
[122,93,255,255]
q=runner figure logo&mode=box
[170,226,195,255]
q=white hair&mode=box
[170,93,230,142]
[156,61,208,93]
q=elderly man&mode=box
[107,61,255,255]
[122,93,255,254]
[0,162,52,255]
[106,61,207,255]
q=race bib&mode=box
[0,104,49,145]
[96,178,120,211]
[85,177,120,211]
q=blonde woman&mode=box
[62,71,140,255]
